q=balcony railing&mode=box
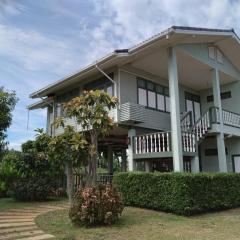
[210,107,240,128]
[134,132,171,154]
[133,131,196,155]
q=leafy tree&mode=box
[0,149,20,195]
[64,90,118,186]
[0,87,18,156]
[48,124,88,205]
[15,129,62,179]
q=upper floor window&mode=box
[137,77,169,112]
[84,73,114,96]
[207,91,231,103]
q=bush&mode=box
[0,181,7,197]
[113,172,240,216]
[0,150,20,197]
[11,177,57,201]
[69,184,124,226]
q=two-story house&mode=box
[28,26,240,174]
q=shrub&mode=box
[0,181,6,197]
[11,177,57,201]
[113,172,240,216]
[0,150,20,197]
[69,184,124,226]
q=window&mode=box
[84,73,114,96]
[148,91,156,108]
[208,47,215,60]
[56,103,62,117]
[216,49,223,64]
[137,78,169,112]
[157,94,165,111]
[207,91,231,102]
[205,148,228,156]
[138,88,147,106]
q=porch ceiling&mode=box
[130,48,237,91]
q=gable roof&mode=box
[29,26,240,99]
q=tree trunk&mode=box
[66,160,74,206]
[86,133,98,187]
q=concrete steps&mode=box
[0,204,68,240]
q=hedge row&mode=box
[113,172,240,215]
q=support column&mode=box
[191,156,200,173]
[107,146,114,175]
[145,161,152,172]
[211,68,227,172]
[128,129,136,171]
[168,47,183,172]
[121,148,127,172]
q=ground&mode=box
[1,198,240,240]
[0,197,67,212]
[36,206,240,240]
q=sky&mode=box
[1,0,240,150]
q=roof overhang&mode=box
[29,26,240,99]
[27,97,53,110]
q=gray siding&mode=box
[200,81,240,114]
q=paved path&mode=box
[0,204,68,240]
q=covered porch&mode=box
[121,33,240,173]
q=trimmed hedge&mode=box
[113,172,240,215]
[11,177,57,201]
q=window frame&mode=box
[137,77,170,113]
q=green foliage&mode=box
[0,87,18,153]
[113,172,240,216]
[63,90,118,186]
[0,150,20,197]
[69,184,124,226]
[64,90,118,135]
[48,125,88,168]
[11,177,57,201]
[17,130,63,178]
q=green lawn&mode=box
[0,197,67,212]
[36,206,240,240]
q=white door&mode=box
[194,102,201,122]
[233,156,240,173]
[186,100,194,122]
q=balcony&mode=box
[133,131,196,159]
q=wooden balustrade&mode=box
[134,132,171,154]
[182,132,196,152]
[181,111,193,132]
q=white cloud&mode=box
[84,0,240,64]
[3,0,240,150]
[0,24,84,75]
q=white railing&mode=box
[182,132,196,152]
[134,132,171,154]
[222,109,240,128]
[210,107,240,128]
[192,110,210,141]
[181,111,192,132]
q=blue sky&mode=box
[1,0,240,150]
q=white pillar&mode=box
[191,155,200,173]
[168,47,183,172]
[128,129,136,171]
[211,68,227,172]
[145,161,151,172]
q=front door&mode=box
[185,92,201,123]
[233,155,240,173]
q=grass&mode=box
[36,206,240,240]
[0,197,67,212]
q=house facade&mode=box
[28,26,240,174]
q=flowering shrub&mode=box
[69,184,124,226]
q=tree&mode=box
[64,90,118,186]
[0,87,18,156]
[48,124,88,205]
